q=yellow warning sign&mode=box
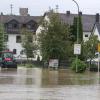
[98,43,100,52]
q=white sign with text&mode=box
[74,44,81,55]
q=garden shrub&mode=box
[71,58,86,73]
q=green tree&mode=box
[38,11,73,61]
[70,15,83,42]
[79,15,83,42]
[21,28,38,59]
[70,17,77,42]
[82,35,99,61]
[0,23,5,52]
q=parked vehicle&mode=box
[0,50,17,68]
[87,52,100,71]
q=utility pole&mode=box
[55,5,59,13]
[10,4,13,15]
[72,0,80,72]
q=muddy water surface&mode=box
[0,67,100,100]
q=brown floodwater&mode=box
[0,67,100,100]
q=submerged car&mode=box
[0,50,17,68]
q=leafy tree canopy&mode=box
[38,11,73,61]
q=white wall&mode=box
[7,34,23,57]
[93,27,100,40]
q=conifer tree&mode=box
[71,15,83,42]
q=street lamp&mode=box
[72,0,80,72]
[72,0,79,43]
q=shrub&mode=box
[25,63,33,68]
[71,58,86,73]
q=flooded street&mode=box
[0,68,100,100]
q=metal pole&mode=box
[72,0,79,43]
[98,52,100,73]
[72,0,79,72]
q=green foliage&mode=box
[70,15,83,42]
[21,28,38,58]
[26,63,34,68]
[0,23,5,52]
[38,11,73,61]
[71,58,86,73]
[79,15,83,42]
[70,17,77,42]
[82,35,99,61]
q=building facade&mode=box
[0,8,42,59]
[36,11,100,42]
[0,9,100,60]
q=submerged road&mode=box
[0,67,100,100]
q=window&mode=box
[13,49,16,54]
[16,36,21,43]
[8,24,12,28]
[13,24,18,28]
[4,35,8,42]
[22,24,26,28]
[27,25,31,29]
[85,34,88,37]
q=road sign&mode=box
[49,59,59,68]
[98,43,100,52]
[74,44,81,55]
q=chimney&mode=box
[66,11,70,16]
[95,13,99,23]
[19,8,28,16]
[1,12,3,15]
[79,11,82,16]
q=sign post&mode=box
[74,44,81,72]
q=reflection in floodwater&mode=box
[0,68,100,100]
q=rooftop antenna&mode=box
[55,5,59,12]
[49,6,52,11]
[10,4,13,15]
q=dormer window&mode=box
[14,24,17,28]
[27,25,31,29]
[26,20,37,30]
[8,24,12,28]
[7,19,19,29]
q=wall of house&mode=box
[93,27,100,40]
[83,32,91,42]
[7,34,23,57]
[7,34,41,60]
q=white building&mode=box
[0,8,42,60]
[36,11,100,42]
[92,23,100,40]
[0,10,99,60]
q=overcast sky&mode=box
[0,0,100,16]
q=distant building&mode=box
[36,11,100,42]
[0,9,100,60]
[0,8,42,60]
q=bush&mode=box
[24,63,34,68]
[71,58,86,73]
